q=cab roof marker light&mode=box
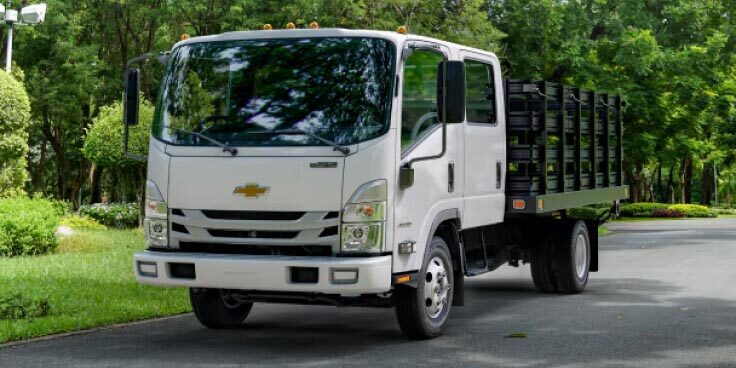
[309,22,319,29]
[286,22,296,29]
[263,24,273,30]
[397,25,408,34]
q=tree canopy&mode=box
[1,0,734,206]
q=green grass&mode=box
[598,226,610,237]
[0,229,190,343]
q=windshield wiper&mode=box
[249,128,351,155]
[160,125,238,156]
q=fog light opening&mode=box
[330,268,359,285]
[137,261,158,277]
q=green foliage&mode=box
[0,228,189,342]
[0,197,63,257]
[0,70,31,197]
[59,215,107,230]
[667,204,713,218]
[651,209,685,218]
[620,203,670,217]
[568,207,609,221]
[79,203,140,229]
[0,294,51,320]
[82,99,154,167]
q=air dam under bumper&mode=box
[134,251,392,294]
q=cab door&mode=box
[460,51,506,229]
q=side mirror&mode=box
[437,61,466,124]
[399,166,415,190]
[123,68,140,126]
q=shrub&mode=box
[0,293,51,320]
[569,206,609,221]
[667,204,713,218]
[651,208,685,218]
[82,99,154,168]
[79,203,139,228]
[712,208,736,216]
[0,197,63,257]
[0,70,31,196]
[620,203,670,217]
[60,215,107,230]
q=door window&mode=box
[465,59,496,125]
[401,49,444,152]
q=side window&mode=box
[465,59,496,125]
[401,49,444,152]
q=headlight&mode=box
[145,180,168,248]
[341,180,387,254]
[341,223,383,252]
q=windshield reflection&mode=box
[153,37,396,147]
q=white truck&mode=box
[124,27,627,339]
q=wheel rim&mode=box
[424,256,450,319]
[574,233,588,279]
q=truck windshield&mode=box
[153,37,396,147]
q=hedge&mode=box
[620,202,714,218]
[79,203,139,228]
[0,197,64,257]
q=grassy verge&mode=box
[0,229,190,343]
[598,226,610,237]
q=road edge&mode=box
[0,313,192,349]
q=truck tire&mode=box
[395,236,454,340]
[554,220,590,293]
[189,288,253,329]
[530,233,558,293]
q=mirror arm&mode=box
[402,122,447,170]
[123,120,147,162]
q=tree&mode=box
[82,99,154,202]
[0,70,31,196]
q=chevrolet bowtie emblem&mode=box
[233,183,270,198]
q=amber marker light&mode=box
[286,22,296,29]
[180,34,190,41]
[263,24,273,30]
[361,205,375,217]
[512,199,526,210]
[309,21,319,29]
[395,275,411,284]
[396,25,408,34]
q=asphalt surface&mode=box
[2,218,736,367]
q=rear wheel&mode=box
[530,220,590,294]
[555,221,590,293]
[190,288,253,328]
[395,236,454,339]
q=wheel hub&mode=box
[574,233,588,279]
[424,256,450,318]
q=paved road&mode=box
[2,218,736,367]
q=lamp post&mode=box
[1,1,47,73]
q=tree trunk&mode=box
[684,160,693,204]
[701,164,713,205]
[89,164,103,204]
[678,158,691,204]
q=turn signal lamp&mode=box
[397,25,408,34]
[286,22,296,29]
[309,21,319,29]
[512,199,526,210]
[263,23,273,30]
[395,275,411,284]
[180,34,190,41]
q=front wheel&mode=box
[190,288,253,329]
[395,236,454,339]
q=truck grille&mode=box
[201,210,305,221]
[168,209,340,253]
[207,229,299,239]
[178,242,333,256]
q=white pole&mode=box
[4,23,12,73]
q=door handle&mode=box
[448,162,455,193]
[496,161,503,189]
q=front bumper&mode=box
[133,251,392,294]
